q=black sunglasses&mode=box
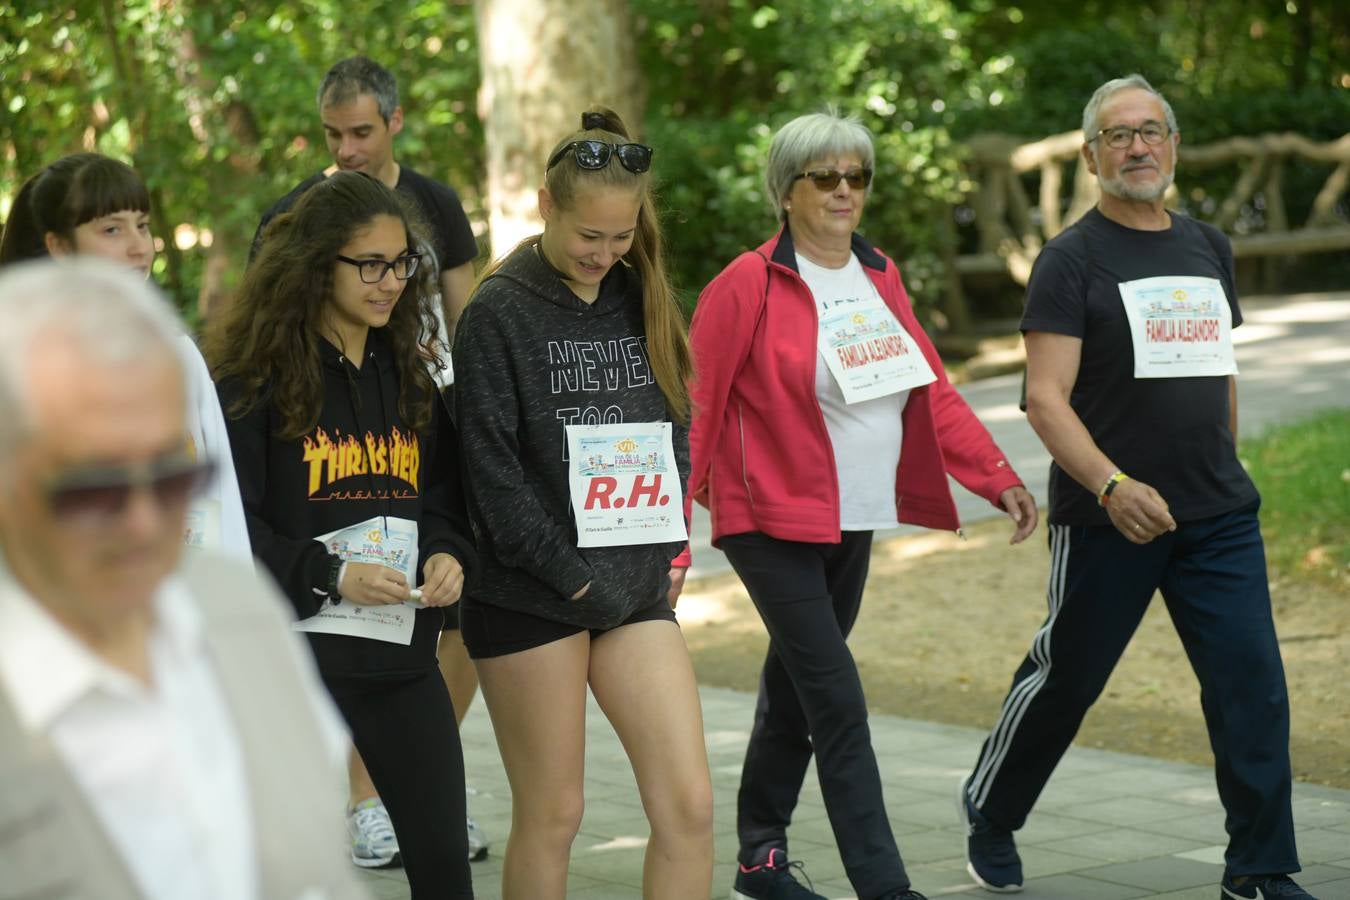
[43,456,215,528]
[792,167,873,192]
[336,253,422,284]
[546,140,654,174]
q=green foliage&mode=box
[5,0,1344,323]
[2,0,481,319]
[636,0,976,314]
[1241,410,1350,588]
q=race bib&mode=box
[294,516,421,645]
[565,422,688,548]
[816,294,936,403]
[183,500,221,550]
[1118,276,1238,378]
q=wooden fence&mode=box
[942,131,1350,333]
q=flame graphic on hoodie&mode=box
[301,426,420,498]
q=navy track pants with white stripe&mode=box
[965,500,1299,877]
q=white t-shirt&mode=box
[797,252,909,530]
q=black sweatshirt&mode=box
[453,240,689,629]
[218,330,475,677]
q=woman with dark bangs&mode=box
[206,170,476,899]
[0,153,251,562]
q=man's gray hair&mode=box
[765,109,876,222]
[1081,74,1179,158]
[317,56,399,123]
[0,258,187,464]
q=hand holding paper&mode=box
[339,562,411,605]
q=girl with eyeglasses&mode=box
[205,171,476,899]
[0,153,250,563]
[687,110,1040,900]
[452,108,713,899]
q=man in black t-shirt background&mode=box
[957,75,1313,900]
[251,55,489,870]
[252,56,479,352]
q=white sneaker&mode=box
[347,798,400,869]
[466,815,489,861]
[465,786,489,861]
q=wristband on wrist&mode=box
[325,556,344,601]
[1098,470,1129,507]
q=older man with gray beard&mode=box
[955,75,1314,900]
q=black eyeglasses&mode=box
[43,456,215,528]
[1092,121,1172,150]
[336,253,422,284]
[792,167,873,192]
[546,140,654,174]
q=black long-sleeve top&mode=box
[218,329,475,677]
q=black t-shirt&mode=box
[251,165,478,274]
[1020,208,1257,526]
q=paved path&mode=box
[688,290,1350,579]
[358,686,1350,899]
[356,291,1350,899]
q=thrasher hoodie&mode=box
[218,329,475,677]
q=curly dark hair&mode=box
[204,171,442,439]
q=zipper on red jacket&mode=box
[736,401,756,508]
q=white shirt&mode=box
[0,573,261,900]
[179,335,253,563]
[798,252,909,530]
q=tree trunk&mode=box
[475,0,644,256]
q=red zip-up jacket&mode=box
[688,226,1024,545]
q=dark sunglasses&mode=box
[792,167,874,192]
[42,456,215,527]
[546,140,654,174]
[336,253,422,284]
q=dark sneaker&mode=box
[1221,872,1318,899]
[957,777,1023,893]
[875,891,929,900]
[731,847,826,899]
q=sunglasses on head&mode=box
[546,140,654,174]
[42,455,215,528]
[792,167,874,192]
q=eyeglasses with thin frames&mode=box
[546,140,654,174]
[336,253,422,284]
[792,167,873,192]
[42,456,215,529]
[1091,121,1172,150]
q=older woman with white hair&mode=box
[688,110,1039,900]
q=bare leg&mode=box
[439,627,479,727]
[475,632,590,900]
[590,621,714,900]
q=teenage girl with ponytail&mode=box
[452,109,713,899]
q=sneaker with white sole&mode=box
[347,798,400,869]
[1220,872,1318,899]
[466,815,489,861]
[958,777,1022,892]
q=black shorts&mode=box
[441,602,461,631]
[460,596,677,659]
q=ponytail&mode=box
[0,173,49,265]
